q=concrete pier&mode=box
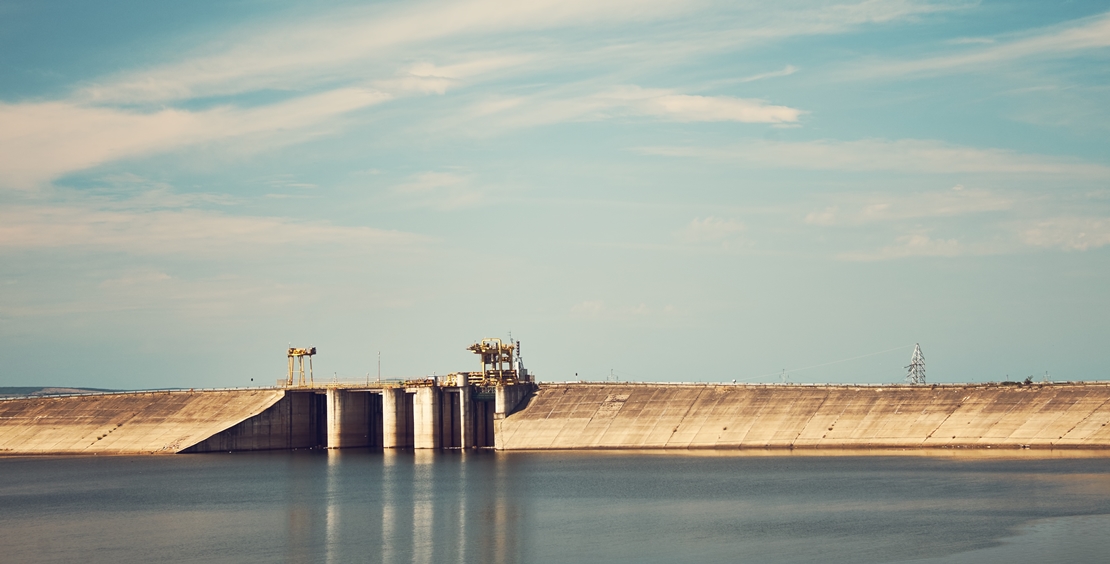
[381,388,412,448]
[325,389,383,449]
[413,386,441,450]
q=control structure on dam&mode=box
[185,338,536,453]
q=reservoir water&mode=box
[2,451,1108,563]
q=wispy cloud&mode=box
[644,91,803,123]
[0,0,956,186]
[677,216,746,243]
[738,65,798,82]
[0,200,427,256]
[0,88,389,189]
[76,0,697,105]
[570,300,607,316]
[1021,217,1110,251]
[643,138,1110,176]
[71,0,954,104]
[804,187,1013,226]
[2,269,314,320]
[372,56,532,95]
[852,11,1110,78]
[469,85,804,129]
[837,233,964,261]
[391,171,488,210]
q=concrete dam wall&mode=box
[497,383,1110,450]
[0,389,285,455]
[4,382,1109,454]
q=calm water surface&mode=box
[1,451,1108,563]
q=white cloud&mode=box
[570,300,606,316]
[0,202,427,256]
[644,138,1110,176]
[470,85,804,129]
[77,0,697,105]
[1021,217,1110,251]
[3,270,314,320]
[373,56,531,95]
[391,171,488,210]
[803,188,1012,226]
[0,88,390,189]
[678,216,746,242]
[838,234,964,261]
[645,92,803,123]
[99,270,173,289]
[738,65,798,82]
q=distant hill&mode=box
[0,386,120,398]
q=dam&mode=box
[3,339,1109,455]
[3,381,1110,455]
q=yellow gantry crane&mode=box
[465,338,522,386]
[287,346,316,387]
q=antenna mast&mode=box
[905,343,925,385]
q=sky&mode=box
[1,0,1108,389]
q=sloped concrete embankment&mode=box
[497,383,1110,450]
[0,389,290,455]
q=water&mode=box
[1,451,1109,563]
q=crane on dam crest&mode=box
[287,346,316,387]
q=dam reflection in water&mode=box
[304,450,522,564]
[3,451,1110,563]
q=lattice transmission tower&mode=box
[905,343,925,385]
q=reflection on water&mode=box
[1,451,1110,563]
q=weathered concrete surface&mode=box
[0,389,284,455]
[497,383,1110,450]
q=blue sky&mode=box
[1,0,1108,388]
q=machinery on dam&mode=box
[286,346,317,387]
[462,338,529,385]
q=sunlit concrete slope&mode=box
[0,390,285,454]
[498,383,1110,450]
